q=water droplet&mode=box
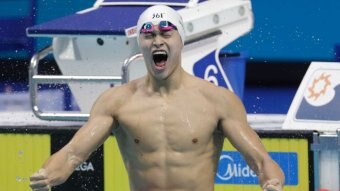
[18,150,24,157]
[16,176,22,182]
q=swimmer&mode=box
[30,5,284,191]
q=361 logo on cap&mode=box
[152,13,165,19]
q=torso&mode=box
[111,75,226,191]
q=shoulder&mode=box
[91,78,141,114]
[190,77,245,116]
[106,80,139,99]
[191,77,237,103]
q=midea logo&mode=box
[216,155,257,181]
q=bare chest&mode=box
[115,94,219,152]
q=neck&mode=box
[146,67,186,96]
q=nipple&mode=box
[192,138,198,144]
[134,139,140,144]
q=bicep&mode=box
[222,119,267,161]
[217,90,284,184]
[219,91,268,169]
[69,115,114,157]
[64,90,117,161]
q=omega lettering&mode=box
[75,162,95,171]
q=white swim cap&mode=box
[137,5,185,45]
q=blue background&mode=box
[223,0,340,62]
[1,0,340,114]
[215,151,298,185]
[1,0,340,61]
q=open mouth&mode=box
[152,51,168,69]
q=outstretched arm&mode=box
[30,89,117,190]
[217,88,285,191]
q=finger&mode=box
[31,186,50,191]
[30,169,48,181]
[262,179,282,191]
[32,187,50,191]
[30,181,51,191]
[264,188,276,191]
[263,184,282,191]
[30,180,48,188]
[30,174,46,181]
[266,188,280,191]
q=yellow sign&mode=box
[0,133,309,191]
[104,137,310,191]
[0,133,50,191]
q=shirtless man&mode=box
[30,5,284,191]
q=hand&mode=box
[262,178,283,191]
[29,169,51,191]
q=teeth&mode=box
[152,50,168,65]
[153,51,167,55]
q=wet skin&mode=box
[113,76,224,191]
[29,26,284,191]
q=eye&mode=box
[161,31,172,38]
[143,32,154,39]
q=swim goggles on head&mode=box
[140,20,178,34]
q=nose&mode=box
[153,34,164,48]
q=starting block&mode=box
[26,0,253,121]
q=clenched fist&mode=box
[262,178,283,191]
[29,169,51,191]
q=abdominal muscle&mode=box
[112,78,224,190]
[123,148,218,191]
[114,120,222,191]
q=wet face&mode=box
[139,21,183,80]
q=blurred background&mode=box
[1,0,340,114]
[1,1,339,191]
